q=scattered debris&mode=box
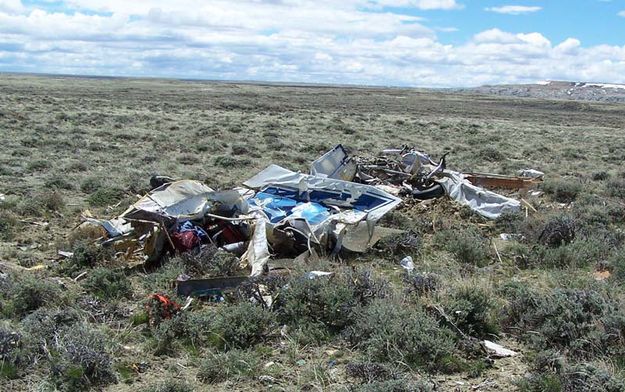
[518,169,545,179]
[594,270,611,281]
[499,233,522,241]
[146,294,180,326]
[19,219,49,227]
[175,275,248,298]
[482,340,518,358]
[303,271,333,280]
[258,375,278,384]
[311,145,525,219]
[466,172,542,190]
[58,250,74,258]
[399,256,414,272]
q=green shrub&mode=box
[345,362,393,383]
[45,175,74,190]
[276,276,357,332]
[529,238,607,269]
[607,179,625,199]
[611,253,625,283]
[151,308,218,355]
[152,315,187,356]
[502,285,625,358]
[0,211,17,241]
[17,191,65,216]
[592,171,610,181]
[211,303,276,350]
[434,229,491,266]
[43,190,65,212]
[20,308,83,355]
[538,216,576,247]
[142,259,185,293]
[231,145,249,155]
[574,204,611,232]
[288,322,333,346]
[351,379,435,392]
[60,240,112,277]
[562,362,625,392]
[214,156,252,167]
[517,353,625,392]
[374,230,420,256]
[493,212,524,233]
[276,269,389,337]
[197,349,259,384]
[477,146,504,162]
[543,178,581,203]
[443,286,500,338]
[404,273,440,296]
[343,268,390,307]
[175,246,240,277]
[66,161,88,172]
[347,300,457,372]
[50,325,116,390]
[80,177,102,193]
[9,276,65,318]
[0,328,24,379]
[146,380,194,392]
[26,159,51,172]
[87,186,124,207]
[82,268,132,300]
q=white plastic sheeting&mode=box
[437,171,521,219]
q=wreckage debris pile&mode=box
[79,145,541,284]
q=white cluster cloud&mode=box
[485,5,542,15]
[0,0,624,87]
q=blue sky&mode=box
[0,0,624,87]
[432,1,625,46]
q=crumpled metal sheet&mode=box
[123,180,216,221]
[123,180,249,222]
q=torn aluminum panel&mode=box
[122,180,215,222]
[437,171,521,219]
[310,144,357,181]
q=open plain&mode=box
[1,74,625,391]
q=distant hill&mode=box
[451,80,625,103]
